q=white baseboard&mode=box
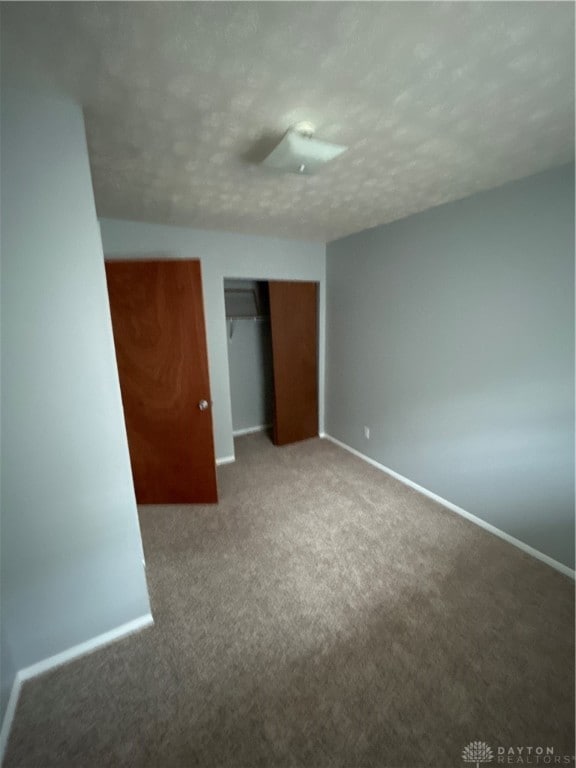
[0,675,21,766]
[216,455,235,466]
[18,614,154,682]
[323,434,575,580]
[0,613,153,765]
[233,424,270,437]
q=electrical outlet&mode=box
[364,426,370,440]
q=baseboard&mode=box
[323,434,575,580]
[233,424,270,437]
[19,614,154,682]
[0,675,22,765]
[0,613,153,765]
[216,455,235,466]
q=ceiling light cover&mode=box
[262,129,348,176]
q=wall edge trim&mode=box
[19,614,154,682]
[0,675,22,766]
[216,455,235,466]
[0,613,153,764]
[323,434,575,580]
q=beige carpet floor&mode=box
[4,433,575,767]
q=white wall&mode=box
[0,85,151,720]
[326,165,575,569]
[100,219,326,461]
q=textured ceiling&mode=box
[2,2,574,242]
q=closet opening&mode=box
[224,278,320,449]
[225,279,274,442]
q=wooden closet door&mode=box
[269,281,318,445]
[105,259,217,504]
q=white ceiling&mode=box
[2,2,574,242]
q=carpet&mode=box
[4,433,575,767]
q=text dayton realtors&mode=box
[496,746,575,764]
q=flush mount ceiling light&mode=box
[262,122,348,176]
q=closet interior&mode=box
[225,278,319,447]
[225,279,274,437]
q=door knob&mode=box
[198,399,209,411]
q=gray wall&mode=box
[0,85,151,721]
[0,628,16,724]
[227,318,273,434]
[326,164,575,568]
[100,219,326,461]
[225,280,273,434]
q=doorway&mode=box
[224,278,319,448]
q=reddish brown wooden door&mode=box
[269,281,318,446]
[105,259,217,504]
